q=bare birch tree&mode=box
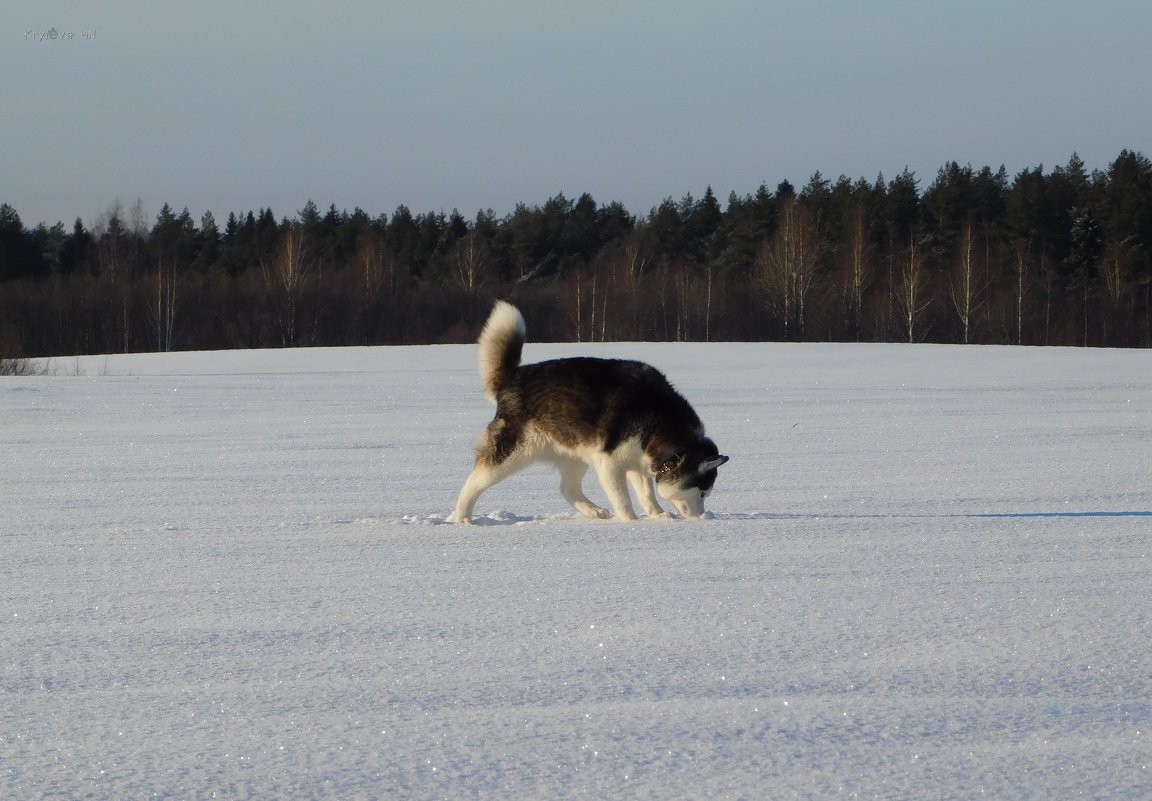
[573,266,587,342]
[260,223,311,346]
[588,267,598,342]
[704,261,714,342]
[674,262,690,341]
[355,228,389,296]
[1099,235,1138,343]
[599,259,613,342]
[453,230,488,296]
[841,206,873,340]
[948,219,984,343]
[150,258,177,351]
[896,234,932,343]
[1012,239,1031,345]
[621,231,648,338]
[92,201,126,280]
[129,198,149,264]
[758,197,822,339]
[1100,235,1136,306]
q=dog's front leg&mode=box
[593,457,638,521]
[627,471,670,518]
[556,456,611,519]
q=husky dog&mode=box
[452,301,728,523]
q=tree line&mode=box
[2,150,1151,360]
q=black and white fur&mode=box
[452,301,728,523]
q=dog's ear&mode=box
[700,455,728,472]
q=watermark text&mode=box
[25,27,96,42]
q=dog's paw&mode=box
[574,503,611,520]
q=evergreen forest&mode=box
[2,150,1151,360]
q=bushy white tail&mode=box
[477,301,525,402]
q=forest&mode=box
[2,150,1151,361]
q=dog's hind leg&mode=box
[627,470,670,518]
[451,464,493,524]
[555,456,611,519]
[453,418,526,524]
[452,451,530,524]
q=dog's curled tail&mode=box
[477,300,525,402]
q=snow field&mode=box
[2,341,1150,799]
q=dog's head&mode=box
[654,437,729,518]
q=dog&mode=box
[452,301,727,523]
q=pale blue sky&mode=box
[5,0,1151,227]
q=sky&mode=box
[4,0,1151,228]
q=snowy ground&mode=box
[3,340,1150,800]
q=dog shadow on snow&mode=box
[723,510,1152,521]
[403,511,719,526]
[401,510,1150,527]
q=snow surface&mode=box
[3,341,1151,800]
